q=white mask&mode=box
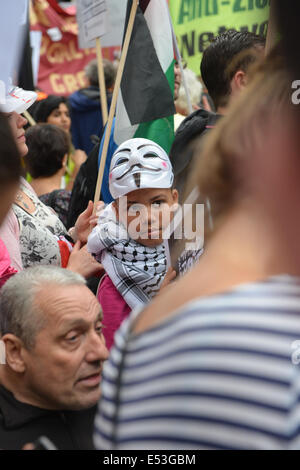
[109,138,174,199]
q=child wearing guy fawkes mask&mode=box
[88,138,178,349]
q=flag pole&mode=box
[265,0,278,55]
[165,1,193,115]
[23,110,36,126]
[95,37,108,126]
[93,0,139,210]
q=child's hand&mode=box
[90,201,105,228]
[66,241,104,278]
[159,267,177,293]
[74,200,105,244]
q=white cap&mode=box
[109,138,174,199]
[1,86,37,114]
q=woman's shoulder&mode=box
[20,177,38,197]
[129,274,300,340]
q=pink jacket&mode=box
[0,238,17,288]
[97,275,131,350]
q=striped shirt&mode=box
[95,275,300,450]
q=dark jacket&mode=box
[0,385,96,450]
[69,86,112,155]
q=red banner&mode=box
[30,0,118,96]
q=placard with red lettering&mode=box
[30,0,97,96]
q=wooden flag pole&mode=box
[93,0,139,210]
[265,0,278,56]
[96,37,108,126]
[23,110,36,126]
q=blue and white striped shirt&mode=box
[95,275,300,450]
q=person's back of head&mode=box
[84,58,116,91]
[194,46,296,239]
[200,29,265,111]
[24,123,70,179]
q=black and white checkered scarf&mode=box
[87,203,167,310]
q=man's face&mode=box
[116,187,178,248]
[22,284,109,410]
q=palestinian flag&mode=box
[114,0,176,154]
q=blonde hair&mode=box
[189,51,295,236]
[176,68,203,115]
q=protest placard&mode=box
[77,0,109,49]
[0,0,28,101]
[101,0,127,48]
[169,0,270,75]
[77,0,111,124]
[30,0,97,96]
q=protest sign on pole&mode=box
[169,0,270,76]
[77,0,109,47]
[93,0,139,210]
[100,0,127,48]
[77,0,110,125]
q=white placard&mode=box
[0,1,27,92]
[77,0,109,48]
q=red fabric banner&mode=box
[30,0,117,96]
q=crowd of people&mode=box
[0,6,300,450]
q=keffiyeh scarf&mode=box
[87,203,167,310]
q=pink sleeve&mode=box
[0,209,23,271]
[97,275,131,350]
[0,238,18,288]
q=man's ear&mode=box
[231,70,248,95]
[1,334,26,373]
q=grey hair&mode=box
[84,58,116,89]
[176,68,203,114]
[0,266,85,349]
